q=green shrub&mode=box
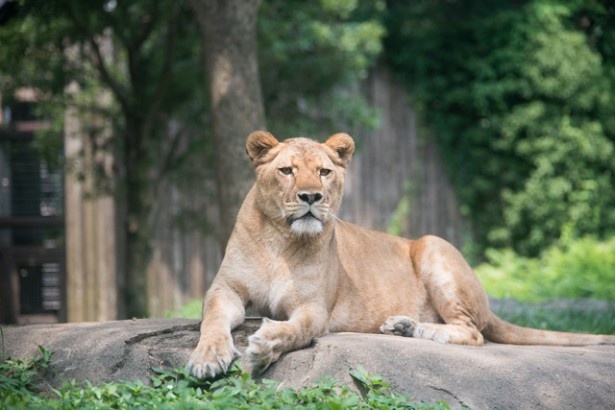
[476,236,615,301]
[385,1,615,256]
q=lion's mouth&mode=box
[287,211,324,236]
[287,211,318,225]
[300,211,317,220]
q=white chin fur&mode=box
[291,218,323,236]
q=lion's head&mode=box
[246,131,355,237]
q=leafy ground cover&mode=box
[0,345,450,410]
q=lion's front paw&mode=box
[380,315,417,337]
[187,333,240,379]
[244,335,279,375]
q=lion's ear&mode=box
[246,131,279,166]
[325,133,355,168]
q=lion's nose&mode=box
[298,192,323,205]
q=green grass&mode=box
[165,299,202,319]
[491,300,615,334]
[0,347,450,410]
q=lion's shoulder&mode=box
[335,220,412,257]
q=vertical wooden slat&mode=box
[83,169,97,320]
[97,195,117,320]
[64,100,85,322]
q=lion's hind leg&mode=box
[392,235,488,346]
[380,315,484,345]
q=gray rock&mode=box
[3,318,614,409]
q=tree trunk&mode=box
[191,0,266,250]
[122,114,149,318]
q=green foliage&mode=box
[476,236,615,301]
[1,350,447,409]
[349,365,451,410]
[259,0,384,138]
[0,346,52,408]
[494,117,615,254]
[385,0,615,256]
[0,0,210,207]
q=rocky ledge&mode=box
[3,318,615,409]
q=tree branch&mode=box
[141,2,182,141]
[65,4,131,114]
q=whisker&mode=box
[328,209,342,222]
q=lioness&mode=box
[188,131,615,378]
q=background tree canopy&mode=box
[259,0,384,136]
[2,0,614,260]
[385,0,615,257]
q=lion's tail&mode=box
[482,312,615,346]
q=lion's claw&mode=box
[187,334,240,379]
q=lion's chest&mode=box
[248,254,327,319]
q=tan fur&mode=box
[188,131,615,378]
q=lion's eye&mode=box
[320,168,332,177]
[279,167,293,175]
